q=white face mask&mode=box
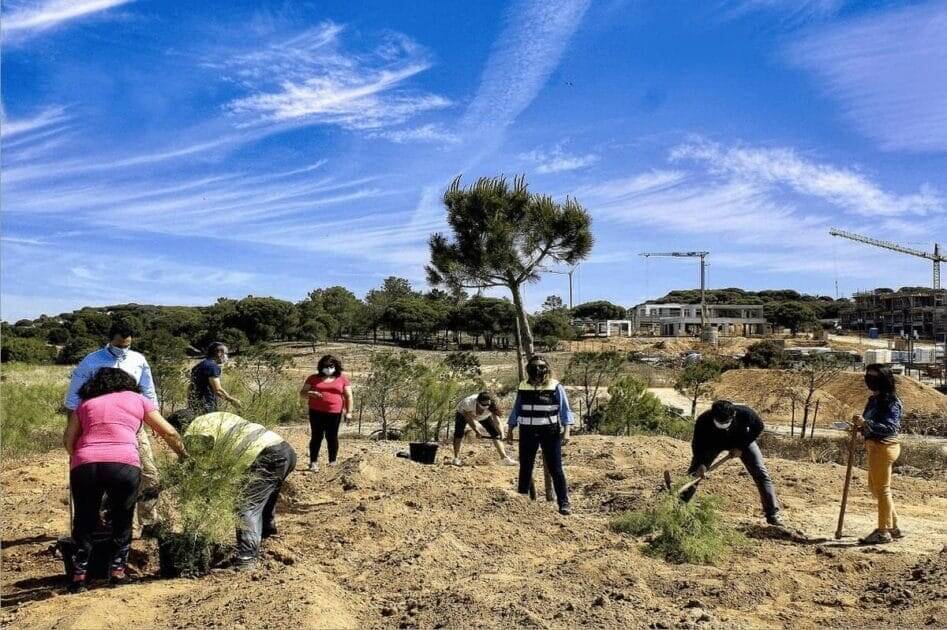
[713,418,734,430]
[321,366,336,376]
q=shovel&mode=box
[835,421,859,539]
[668,452,737,499]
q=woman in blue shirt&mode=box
[852,363,902,545]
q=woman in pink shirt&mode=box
[63,368,185,592]
[299,354,353,472]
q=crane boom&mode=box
[829,228,944,262]
[640,251,710,258]
[829,228,944,290]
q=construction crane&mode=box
[829,228,945,290]
[640,251,710,329]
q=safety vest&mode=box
[516,379,561,426]
[185,412,284,471]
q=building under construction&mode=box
[840,288,947,340]
[631,302,768,337]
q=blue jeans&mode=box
[517,424,569,507]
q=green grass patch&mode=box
[1,364,69,458]
[609,488,744,565]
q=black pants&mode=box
[517,424,569,507]
[309,410,342,463]
[685,441,780,517]
[453,412,501,439]
[236,441,297,560]
[70,462,141,576]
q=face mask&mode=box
[713,418,734,430]
[321,366,336,376]
[865,374,880,390]
[108,345,128,360]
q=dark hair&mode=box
[206,342,228,358]
[711,400,736,420]
[865,363,896,399]
[166,409,196,433]
[78,367,141,401]
[317,354,343,374]
[109,321,136,339]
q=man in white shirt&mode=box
[64,321,161,536]
[452,392,516,467]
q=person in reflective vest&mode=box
[507,355,574,515]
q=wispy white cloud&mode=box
[1,0,132,37]
[460,0,591,147]
[519,144,600,174]
[1,105,69,138]
[787,1,947,152]
[223,23,450,131]
[370,123,459,145]
[671,139,943,216]
[724,0,844,22]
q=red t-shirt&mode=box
[71,391,156,469]
[304,374,350,413]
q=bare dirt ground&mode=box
[3,430,945,629]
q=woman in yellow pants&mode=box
[852,363,902,545]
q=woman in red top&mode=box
[299,354,353,472]
[63,368,185,591]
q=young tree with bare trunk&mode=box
[427,176,593,380]
[790,354,848,439]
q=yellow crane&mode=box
[829,228,944,290]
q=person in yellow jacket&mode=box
[173,411,297,568]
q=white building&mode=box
[631,303,767,337]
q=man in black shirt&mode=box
[188,342,242,413]
[684,400,784,526]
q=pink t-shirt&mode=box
[304,374,350,413]
[70,391,156,469]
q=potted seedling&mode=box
[406,366,464,464]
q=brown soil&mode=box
[3,430,946,629]
[711,369,947,428]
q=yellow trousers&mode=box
[866,440,900,530]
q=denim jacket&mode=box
[862,395,902,441]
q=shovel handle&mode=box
[835,424,859,539]
[676,452,736,495]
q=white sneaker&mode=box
[452,457,463,467]
[502,457,518,466]
[328,460,338,467]
[308,462,319,472]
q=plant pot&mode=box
[408,441,438,465]
[57,533,112,579]
[157,533,223,578]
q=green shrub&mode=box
[0,377,67,457]
[442,351,481,378]
[1,337,58,364]
[57,336,100,364]
[364,350,420,439]
[404,365,468,442]
[609,489,743,565]
[599,376,691,439]
[229,345,301,426]
[157,428,253,576]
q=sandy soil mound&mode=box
[3,429,946,629]
[711,369,947,428]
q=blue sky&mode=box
[2,0,945,321]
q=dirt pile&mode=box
[3,430,946,629]
[711,369,947,428]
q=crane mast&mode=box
[640,251,710,329]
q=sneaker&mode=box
[766,513,786,527]
[308,462,319,472]
[558,503,572,516]
[328,460,338,467]
[889,527,903,539]
[502,457,517,466]
[68,572,87,593]
[452,457,463,467]
[859,529,893,545]
[109,566,127,586]
[232,556,258,571]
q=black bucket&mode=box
[57,533,112,579]
[408,442,438,465]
